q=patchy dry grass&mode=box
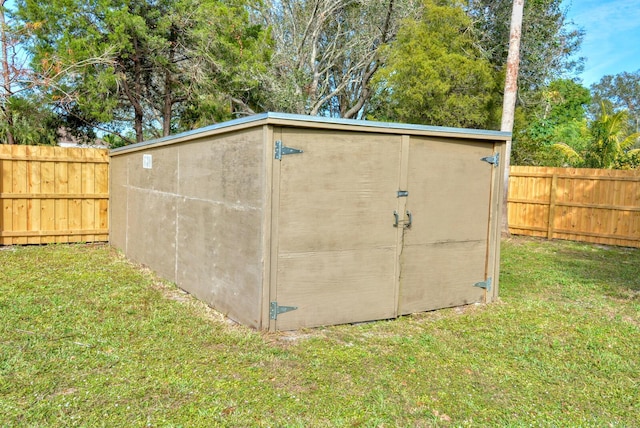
[1,238,638,427]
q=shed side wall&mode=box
[123,146,180,282]
[175,128,265,328]
[110,127,265,328]
[109,155,128,250]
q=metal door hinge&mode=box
[481,153,500,167]
[474,277,492,291]
[270,301,298,319]
[275,140,303,160]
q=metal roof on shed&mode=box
[110,112,511,156]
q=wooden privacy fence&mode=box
[3,148,639,248]
[0,145,109,245]
[508,166,640,248]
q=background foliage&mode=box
[0,0,638,168]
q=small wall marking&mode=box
[143,154,153,169]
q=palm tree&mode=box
[552,103,640,169]
[585,105,640,169]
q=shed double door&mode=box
[270,128,497,330]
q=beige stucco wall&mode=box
[109,127,266,328]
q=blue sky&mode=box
[562,0,640,86]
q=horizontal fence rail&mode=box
[0,145,109,245]
[508,166,640,248]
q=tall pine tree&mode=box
[16,0,271,144]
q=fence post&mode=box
[546,172,558,239]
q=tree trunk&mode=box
[500,0,524,235]
[0,1,16,145]
[162,68,172,137]
[162,27,179,138]
[131,36,145,143]
[342,0,395,119]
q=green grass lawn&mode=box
[1,237,638,427]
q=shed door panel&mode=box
[274,129,402,330]
[399,137,495,314]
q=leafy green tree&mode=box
[1,0,93,145]
[368,0,499,128]
[15,0,128,141]
[0,96,61,145]
[590,70,640,132]
[545,79,592,125]
[1,0,17,144]
[546,104,640,169]
[468,0,584,168]
[584,106,640,169]
[1,1,59,145]
[512,79,591,166]
[16,0,271,144]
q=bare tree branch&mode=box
[259,0,419,118]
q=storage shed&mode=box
[109,113,510,331]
